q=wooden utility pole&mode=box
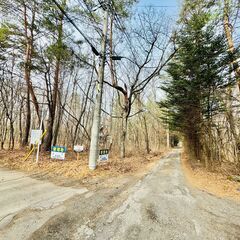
[88,0,110,170]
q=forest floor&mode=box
[0,149,166,188]
[182,152,240,202]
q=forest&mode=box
[162,0,240,173]
[0,0,240,174]
[1,1,240,239]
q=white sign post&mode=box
[30,130,43,145]
[74,145,84,160]
[30,127,43,163]
[35,96,46,164]
[30,129,43,164]
[74,145,84,152]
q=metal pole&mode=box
[88,1,110,170]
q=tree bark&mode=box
[22,2,40,146]
[43,1,65,150]
[120,111,128,158]
[52,104,62,146]
[43,61,61,151]
[19,98,24,146]
[224,0,240,89]
[223,0,240,166]
[143,115,150,154]
[22,89,31,147]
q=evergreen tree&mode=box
[161,1,232,164]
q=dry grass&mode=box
[0,149,166,183]
[181,152,240,202]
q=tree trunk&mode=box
[120,112,128,158]
[224,88,240,164]
[42,0,65,150]
[52,81,64,146]
[109,92,115,151]
[19,99,23,146]
[52,105,62,146]
[9,120,14,150]
[223,0,240,165]
[72,65,94,146]
[21,3,40,147]
[23,2,40,123]
[0,116,7,150]
[22,90,31,147]
[143,115,150,154]
[224,0,240,89]
[43,116,54,151]
[43,61,60,151]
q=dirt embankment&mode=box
[181,152,240,202]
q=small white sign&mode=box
[51,151,65,160]
[99,149,109,162]
[99,154,109,161]
[30,130,43,145]
[74,145,84,152]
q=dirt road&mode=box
[84,150,240,240]
[1,150,240,240]
[0,169,87,240]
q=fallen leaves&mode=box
[0,149,165,183]
[181,152,240,202]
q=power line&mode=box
[136,5,177,8]
[51,0,100,56]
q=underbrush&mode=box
[0,149,166,182]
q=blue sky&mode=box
[136,0,181,17]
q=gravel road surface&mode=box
[0,169,87,240]
[74,150,240,240]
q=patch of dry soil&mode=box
[181,152,240,202]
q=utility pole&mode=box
[89,0,110,170]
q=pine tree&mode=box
[161,1,232,165]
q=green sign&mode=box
[99,149,109,161]
[51,146,67,153]
[99,149,109,155]
[51,146,67,160]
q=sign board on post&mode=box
[51,146,67,160]
[99,149,109,162]
[30,130,43,145]
[74,145,84,161]
[74,145,84,153]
